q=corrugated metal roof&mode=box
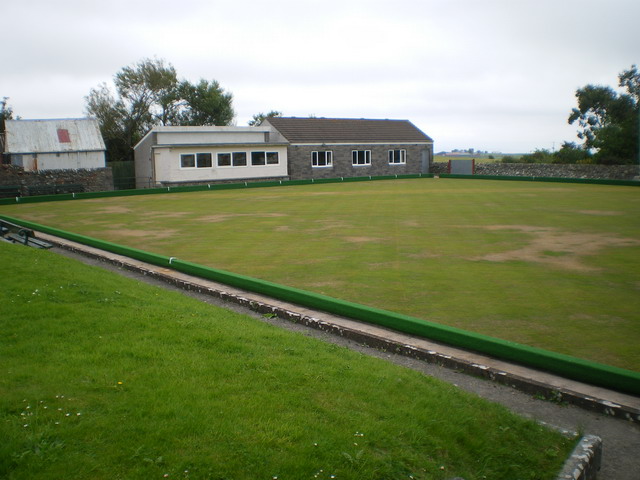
[264,117,433,144]
[4,118,106,154]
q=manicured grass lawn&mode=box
[0,242,575,480]
[1,178,639,371]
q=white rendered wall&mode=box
[152,145,288,185]
[18,151,105,171]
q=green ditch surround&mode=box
[0,173,637,207]
[2,213,639,396]
[438,173,640,186]
[0,174,435,205]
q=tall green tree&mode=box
[568,65,639,164]
[85,58,234,162]
[176,79,234,126]
[114,58,179,128]
[85,84,132,163]
[1,97,14,137]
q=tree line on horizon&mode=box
[512,65,639,166]
[1,59,638,165]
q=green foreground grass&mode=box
[0,242,575,480]
[1,178,639,371]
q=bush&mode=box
[553,142,592,164]
[520,149,554,164]
[595,153,632,165]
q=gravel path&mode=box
[54,246,640,480]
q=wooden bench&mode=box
[0,185,22,198]
[0,220,52,249]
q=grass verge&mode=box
[0,242,575,480]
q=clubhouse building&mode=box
[133,117,434,188]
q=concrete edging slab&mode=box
[556,435,602,480]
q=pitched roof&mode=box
[264,117,433,144]
[4,118,106,154]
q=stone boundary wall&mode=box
[430,162,638,180]
[0,165,114,195]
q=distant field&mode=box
[434,154,521,163]
[2,178,639,371]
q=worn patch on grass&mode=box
[344,236,381,243]
[402,220,421,227]
[578,210,622,216]
[408,251,441,259]
[197,213,288,222]
[115,228,179,240]
[145,211,190,218]
[305,280,346,288]
[93,205,133,214]
[306,220,351,232]
[475,225,640,271]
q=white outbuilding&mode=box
[3,118,106,171]
[133,125,289,188]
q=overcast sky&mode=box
[2,0,638,153]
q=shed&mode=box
[3,118,106,171]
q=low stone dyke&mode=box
[431,162,638,180]
[0,165,114,195]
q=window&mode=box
[232,152,247,166]
[217,153,231,167]
[266,152,279,165]
[181,153,212,168]
[251,151,265,166]
[388,149,406,164]
[352,150,371,166]
[180,154,196,168]
[197,153,212,168]
[251,151,279,166]
[312,151,333,167]
[218,152,248,167]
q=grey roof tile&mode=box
[265,117,433,144]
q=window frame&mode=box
[250,151,279,166]
[196,152,212,168]
[181,152,212,169]
[217,152,231,167]
[180,153,196,169]
[232,152,247,167]
[266,151,279,165]
[217,152,249,167]
[388,149,406,165]
[311,150,333,168]
[251,151,266,166]
[352,150,371,166]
